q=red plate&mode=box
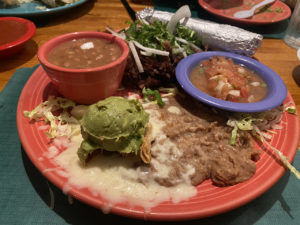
[198,0,291,25]
[17,66,300,221]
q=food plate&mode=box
[17,66,300,221]
[198,0,291,25]
[176,51,287,113]
[0,0,87,16]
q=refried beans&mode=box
[146,95,260,187]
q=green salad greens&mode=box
[124,20,202,56]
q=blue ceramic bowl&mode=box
[176,51,287,112]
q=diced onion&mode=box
[175,37,201,50]
[215,80,225,92]
[248,95,255,102]
[237,67,246,74]
[167,5,191,34]
[272,124,283,130]
[80,42,94,50]
[128,41,144,73]
[229,90,240,97]
[209,75,223,80]
[250,82,260,87]
[132,40,170,56]
[105,26,126,40]
[140,51,153,56]
[261,131,272,140]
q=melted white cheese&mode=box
[167,106,181,115]
[48,103,197,213]
[80,42,94,50]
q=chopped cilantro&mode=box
[258,6,273,13]
[125,20,201,56]
[261,83,267,88]
[142,88,165,107]
[276,7,283,13]
[199,67,205,75]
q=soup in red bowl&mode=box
[38,32,129,104]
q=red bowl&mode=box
[0,17,36,57]
[38,32,129,104]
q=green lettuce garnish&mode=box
[142,88,165,107]
[125,20,201,56]
[285,106,296,114]
[24,96,78,138]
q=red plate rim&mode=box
[198,0,291,25]
[17,66,300,221]
[0,17,36,51]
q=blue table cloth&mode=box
[0,66,299,225]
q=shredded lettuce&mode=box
[158,87,180,97]
[230,125,238,145]
[226,107,285,145]
[226,105,300,180]
[227,115,261,145]
[24,96,79,139]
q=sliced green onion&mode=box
[261,83,267,88]
[285,106,296,114]
[199,67,205,75]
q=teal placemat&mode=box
[0,66,300,225]
[153,0,289,39]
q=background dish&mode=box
[17,66,299,221]
[0,17,36,57]
[0,0,87,16]
[198,0,291,25]
[176,51,287,113]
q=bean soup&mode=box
[47,37,122,69]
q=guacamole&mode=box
[77,96,149,163]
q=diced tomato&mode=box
[207,79,218,91]
[240,86,249,98]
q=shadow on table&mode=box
[21,146,292,225]
[292,65,300,87]
[0,40,38,73]
[22,0,96,28]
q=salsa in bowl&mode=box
[176,51,287,112]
